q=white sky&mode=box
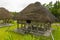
[0,0,58,12]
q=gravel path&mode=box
[0,23,14,27]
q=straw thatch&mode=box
[0,7,13,20]
[14,2,57,23]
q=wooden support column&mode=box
[25,23,28,28]
[4,19,6,24]
[6,19,8,23]
[7,19,9,23]
[21,23,23,28]
[44,23,47,31]
[46,22,51,30]
[48,23,51,30]
[17,20,19,29]
[23,23,26,28]
[24,23,26,28]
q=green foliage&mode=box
[43,1,60,20]
[10,12,17,16]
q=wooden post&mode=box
[6,19,8,23]
[7,19,9,23]
[21,24,23,28]
[49,23,51,30]
[44,23,47,31]
[26,23,28,28]
[47,22,51,30]
[23,24,25,28]
[4,19,6,24]
[24,23,26,28]
[17,20,19,29]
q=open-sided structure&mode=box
[0,7,13,24]
[14,2,57,35]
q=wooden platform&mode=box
[13,27,52,36]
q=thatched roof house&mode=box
[14,2,58,35]
[14,2,58,30]
[0,7,13,20]
[15,2,57,23]
[0,7,13,24]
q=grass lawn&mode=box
[0,22,60,40]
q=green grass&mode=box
[52,23,60,40]
[0,22,60,40]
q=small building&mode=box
[0,7,13,24]
[14,2,57,35]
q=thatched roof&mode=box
[0,7,13,20]
[14,2,57,23]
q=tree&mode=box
[43,1,60,21]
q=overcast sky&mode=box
[0,0,58,12]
